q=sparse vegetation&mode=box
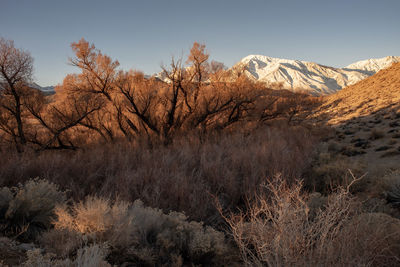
[46,197,236,266]
[1,37,400,266]
[0,126,318,225]
[0,179,66,241]
[370,128,385,140]
[304,148,366,193]
[223,175,400,266]
[383,170,400,203]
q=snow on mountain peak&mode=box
[344,56,400,73]
[235,55,400,95]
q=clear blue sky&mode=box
[1,0,399,86]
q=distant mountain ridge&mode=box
[344,56,400,73]
[30,82,55,92]
[31,56,399,96]
[28,83,55,96]
[237,55,400,95]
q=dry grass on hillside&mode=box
[313,62,400,181]
[317,62,400,124]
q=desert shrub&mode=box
[382,170,400,203]
[39,228,83,258]
[337,212,400,265]
[0,178,66,241]
[0,236,28,266]
[388,139,397,145]
[224,175,400,266]
[304,149,366,193]
[370,128,385,140]
[327,140,341,153]
[381,149,400,157]
[153,210,235,266]
[52,197,134,249]
[21,244,110,267]
[341,146,366,156]
[0,125,319,225]
[44,197,237,266]
[74,244,111,267]
[306,192,327,219]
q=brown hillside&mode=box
[315,62,400,179]
[318,62,400,124]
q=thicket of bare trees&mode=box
[0,38,320,152]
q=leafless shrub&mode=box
[21,244,110,267]
[336,212,400,266]
[223,174,400,266]
[0,125,318,226]
[75,244,111,267]
[305,149,366,193]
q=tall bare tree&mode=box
[59,38,121,141]
[0,38,33,152]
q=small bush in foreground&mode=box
[224,175,400,266]
[42,196,237,266]
[0,178,66,241]
[21,244,110,267]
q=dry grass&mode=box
[316,62,400,124]
[0,125,319,225]
[313,63,400,187]
[0,124,399,265]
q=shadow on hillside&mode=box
[315,102,400,178]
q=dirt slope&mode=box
[318,62,400,124]
[316,62,400,177]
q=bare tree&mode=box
[57,39,313,147]
[59,39,121,141]
[24,91,102,150]
[0,38,34,152]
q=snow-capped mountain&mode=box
[344,56,400,73]
[237,55,400,95]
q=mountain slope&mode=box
[314,62,400,170]
[237,55,400,95]
[30,82,55,92]
[29,82,55,96]
[317,62,400,124]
